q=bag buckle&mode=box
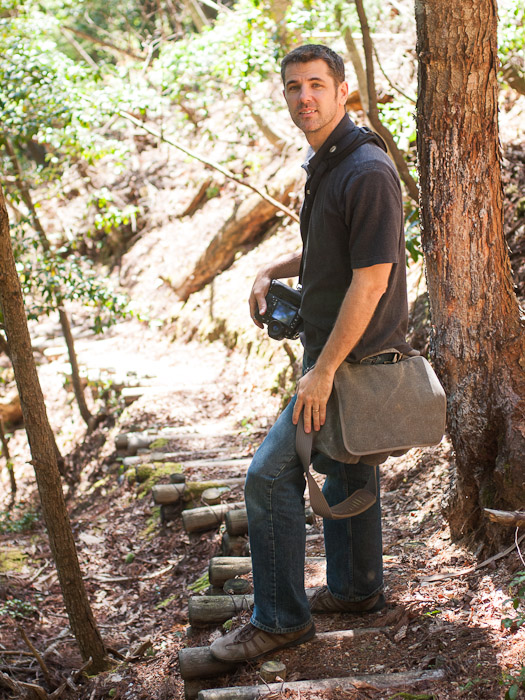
[360,351,402,365]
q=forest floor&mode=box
[1,99,524,699]
[0,313,524,700]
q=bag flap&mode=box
[333,355,447,455]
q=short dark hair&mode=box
[281,45,345,86]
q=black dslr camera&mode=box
[255,280,303,341]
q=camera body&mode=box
[255,280,303,341]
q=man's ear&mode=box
[339,81,349,105]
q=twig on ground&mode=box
[18,626,53,688]
[421,532,525,582]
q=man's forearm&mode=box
[259,251,302,280]
[315,272,387,376]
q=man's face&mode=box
[283,59,348,150]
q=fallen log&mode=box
[209,556,325,587]
[188,594,254,627]
[179,627,385,680]
[182,502,245,533]
[225,506,315,536]
[173,166,301,301]
[196,669,446,700]
[152,479,245,505]
[484,508,525,528]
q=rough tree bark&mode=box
[415,0,525,542]
[0,185,109,672]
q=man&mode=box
[210,44,412,663]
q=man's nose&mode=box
[298,86,312,103]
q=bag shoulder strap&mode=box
[295,415,377,519]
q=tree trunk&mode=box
[0,186,109,672]
[415,0,525,542]
[2,136,94,429]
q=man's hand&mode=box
[292,365,334,433]
[248,253,302,329]
[249,269,272,329]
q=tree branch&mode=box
[117,110,300,223]
[63,25,143,60]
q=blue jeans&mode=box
[245,365,383,634]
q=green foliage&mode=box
[0,597,40,619]
[498,0,525,61]
[502,570,525,630]
[500,571,525,700]
[12,229,134,334]
[404,205,422,264]
[0,505,40,534]
[188,571,209,593]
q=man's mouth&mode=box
[299,109,316,116]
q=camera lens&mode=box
[268,320,285,341]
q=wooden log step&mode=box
[181,458,251,471]
[209,556,325,587]
[117,428,241,449]
[188,588,321,627]
[196,669,446,700]
[221,533,249,557]
[182,502,245,533]
[225,506,315,536]
[123,452,187,467]
[179,627,386,680]
[188,594,254,627]
[179,646,237,681]
[152,479,245,505]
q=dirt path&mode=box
[0,309,524,700]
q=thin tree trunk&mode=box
[2,136,94,428]
[0,185,109,671]
[415,0,525,541]
[335,6,369,114]
[354,0,419,203]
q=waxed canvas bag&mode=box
[296,354,447,519]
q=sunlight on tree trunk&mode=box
[416,0,525,543]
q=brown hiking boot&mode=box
[209,621,315,662]
[309,586,385,614]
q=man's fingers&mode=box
[249,294,265,328]
[292,397,303,426]
[312,406,321,432]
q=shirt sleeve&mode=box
[344,164,403,269]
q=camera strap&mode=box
[299,125,386,283]
[295,414,377,519]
